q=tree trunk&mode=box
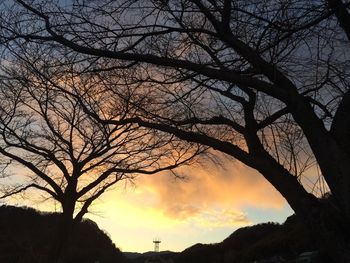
[48,199,76,263]
[297,201,350,263]
[289,98,350,216]
[253,151,350,262]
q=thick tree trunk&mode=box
[48,199,76,263]
[270,182,350,262]
[253,151,350,262]
[297,201,350,263]
[289,98,350,219]
[331,90,350,157]
[287,195,350,262]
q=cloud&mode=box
[188,208,250,228]
[131,154,286,227]
[84,154,291,252]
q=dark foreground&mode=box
[0,205,331,263]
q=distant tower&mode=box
[153,238,161,252]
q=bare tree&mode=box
[0,42,199,261]
[1,0,350,261]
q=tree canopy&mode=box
[0,0,350,261]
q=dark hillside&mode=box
[171,215,326,263]
[125,215,323,263]
[0,205,124,263]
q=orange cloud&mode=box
[132,154,286,226]
[188,208,249,228]
[9,153,286,230]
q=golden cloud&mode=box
[132,154,286,226]
[188,208,250,228]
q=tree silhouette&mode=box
[0,45,200,261]
[1,0,350,261]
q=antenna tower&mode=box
[153,238,161,252]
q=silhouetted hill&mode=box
[125,215,329,263]
[0,205,124,263]
[124,252,144,259]
[172,215,327,263]
[125,251,177,263]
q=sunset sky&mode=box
[84,155,293,253]
[0,1,347,262]
[2,155,294,253]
